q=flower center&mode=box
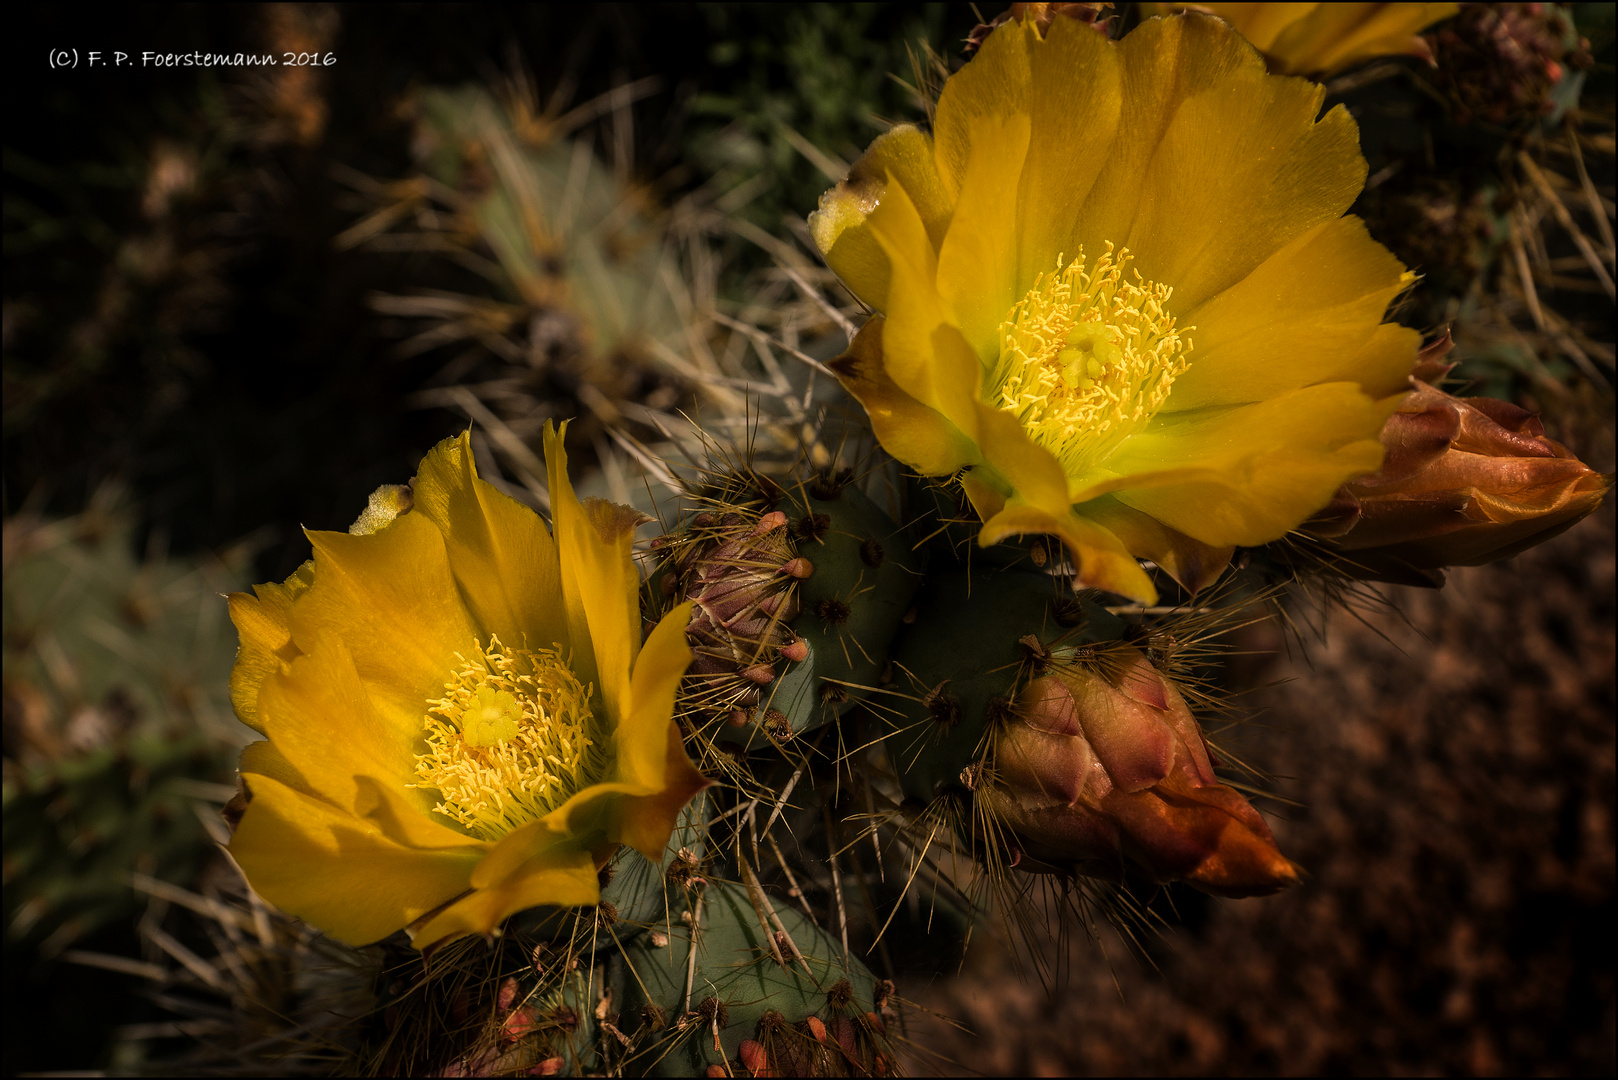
[988,244,1191,480]
[411,636,599,841]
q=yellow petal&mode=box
[809,124,950,311]
[1076,13,1265,258]
[229,771,484,947]
[1147,4,1321,52]
[829,317,982,476]
[1169,216,1417,410]
[348,772,491,853]
[1341,321,1426,399]
[290,514,478,735]
[933,14,1033,203]
[1079,495,1235,595]
[227,560,314,734]
[257,632,474,848]
[466,768,678,894]
[409,837,600,952]
[1108,384,1397,546]
[1147,4,1457,76]
[866,178,985,436]
[1068,14,1366,311]
[237,738,308,793]
[410,431,569,653]
[618,603,695,789]
[959,470,1008,523]
[610,723,712,862]
[469,798,609,891]
[611,604,708,861]
[973,401,1075,513]
[1015,17,1124,285]
[1266,3,1457,75]
[980,499,1159,603]
[936,112,1030,360]
[1118,58,1365,310]
[544,422,641,727]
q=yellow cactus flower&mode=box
[1144,3,1459,77]
[812,13,1419,602]
[225,424,705,951]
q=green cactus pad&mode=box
[884,566,1125,805]
[906,473,1058,573]
[600,794,709,932]
[612,880,886,1076]
[755,480,921,740]
[659,474,920,749]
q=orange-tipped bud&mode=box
[984,647,1298,897]
[1308,376,1611,585]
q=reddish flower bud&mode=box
[502,1005,541,1042]
[983,646,1298,898]
[738,1039,770,1077]
[665,509,804,716]
[1308,376,1611,585]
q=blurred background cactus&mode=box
[336,75,739,481]
[2,491,253,1073]
[6,2,1614,1076]
[3,493,247,947]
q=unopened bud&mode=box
[984,647,1297,897]
[666,504,805,718]
[1308,379,1610,584]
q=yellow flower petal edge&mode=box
[1145,3,1459,77]
[226,424,706,951]
[227,561,313,734]
[813,13,1418,603]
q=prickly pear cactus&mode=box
[84,8,1614,1075]
[611,881,890,1077]
[343,80,757,476]
[651,466,920,747]
[883,564,1126,807]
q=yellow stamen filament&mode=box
[411,636,599,841]
[990,244,1191,479]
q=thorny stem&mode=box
[742,848,817,981]
[841,824,896,979]
[823,798,850,964]
[760,764,805,840]
[679,885,705,1016]
[768,831,821,926]
[860,778,885,884]
[737,846,787,970]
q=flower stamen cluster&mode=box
[992,244,1191,479]
[412,636,602,841]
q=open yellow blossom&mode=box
[225,424,704,951]
[811,12,1419,602]
[1144,3,1459,77]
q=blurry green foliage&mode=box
[683,3,952,236]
